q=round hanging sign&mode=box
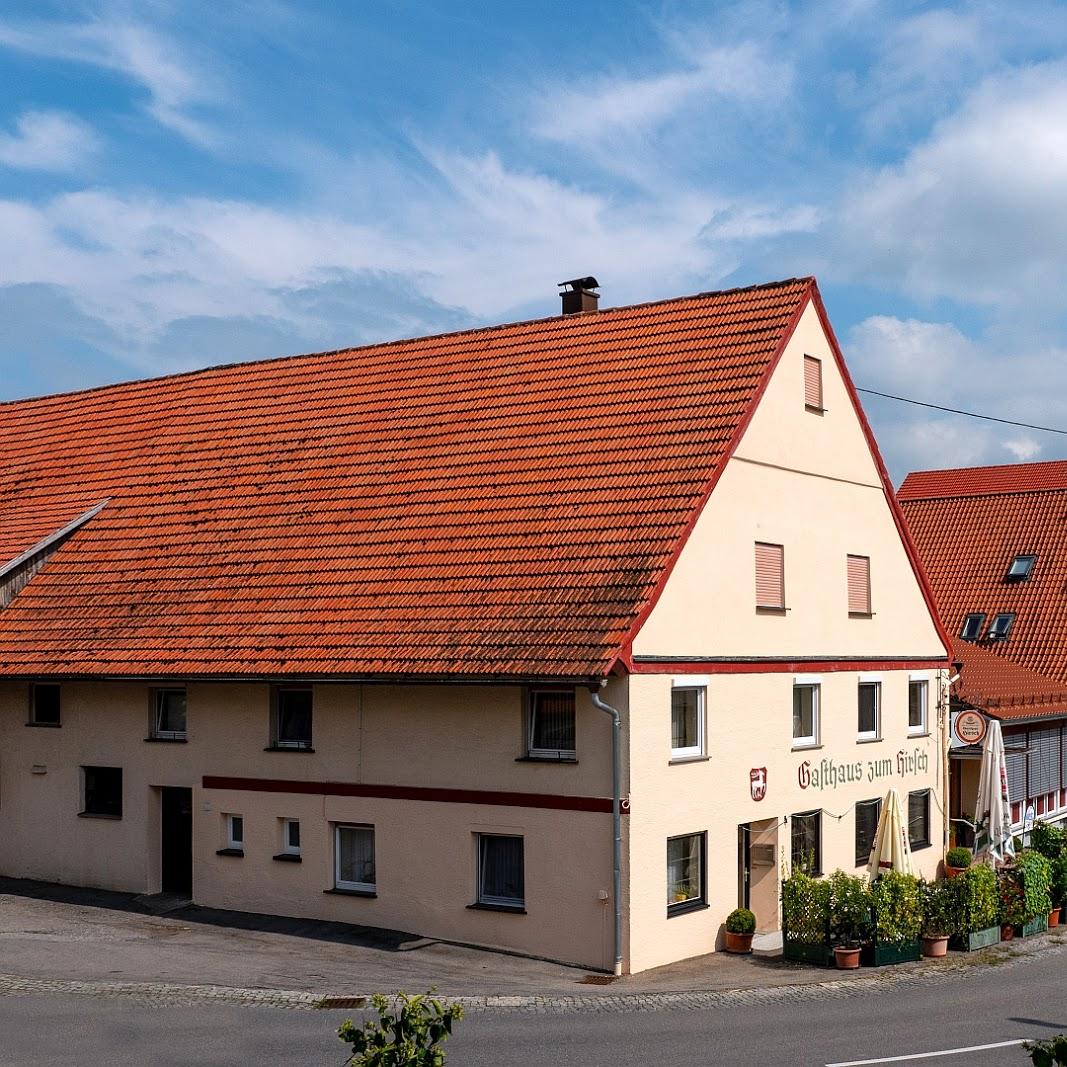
[953,710,988,747]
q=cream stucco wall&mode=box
[626,669,947,973]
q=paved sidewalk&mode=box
[2,877,1065,1011]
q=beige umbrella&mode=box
[974,718,1015,867]
[867,788,913,878]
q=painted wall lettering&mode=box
[798,747,930,791]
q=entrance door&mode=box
[161,787,193,896]
[739,819,779,932]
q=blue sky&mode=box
[2,0,1067,480]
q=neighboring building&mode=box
[899,462,1067,838]
[0,277,949,974]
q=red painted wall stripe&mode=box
[632,657,948,674]
[202,775,629,815]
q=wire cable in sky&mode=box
[856,387,1067,437]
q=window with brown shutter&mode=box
[847,554,871,615]
[755,542,785,610]
[804,355,823,411]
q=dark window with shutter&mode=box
[908,790,931,849]
[274,687,312,748]
[527,689,576,758]
[791,811,821,875]
[1029,728,1060,796]
[855,798,882,866]
[478,834,525,907]
[1006,745,1028,804]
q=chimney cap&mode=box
[558,276,599,292]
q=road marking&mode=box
[826,1039,1032,1065]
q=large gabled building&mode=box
[900,462,1067,837]
[0,277,949,973]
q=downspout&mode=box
[589,682,623,977]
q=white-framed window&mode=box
[29,683,61,726]
[476,833,525,908]
[526,689,575,760]
[667,832,706,913]
[671,687,705,758]
[281,818,301,857]
[273,686,313,749]
[226,814,244,851]
[858,680,881,741]
[908,679,928,735]
[792,681,820,748]
[334,824,375,892]
[152,688,187,739]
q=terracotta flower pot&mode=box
[1001,924,1016,941]
[944,865,968,880]
[921,936,949,958]
[1049,908,1062,929]
[834,946,861,969]
[724,931,753,954]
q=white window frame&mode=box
[792,679,820,749]
[152,687,187,740]
[858,679,881,741]
[526,688,576,760]
[226,813,244,851]
[273,686,313,749]
[334,824,376,893]
[670,686,705,759]
[476,833,526,908]
[281,818,301,856]
[908,677,928,736]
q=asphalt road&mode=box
[1,951,1065,1067]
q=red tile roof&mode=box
[899,461,1067,717]
[948,638,1067,721]
[0,278,814,680]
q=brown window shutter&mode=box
[804,355,823,410]
[847,554,871,614]
[755,542,785,609]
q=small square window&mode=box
[527,689,575,760]
[988,613,1015,641]
[273,687,313,749]
[793,684,819,747]
[791,811,821,875]
[30,683,61,726]
[477,833,524,908]
[855,798,882,866]
[671,687,705,758]
[82,766,122,818]
[152,689,187,739]
[858,682,880,740]
[908,790,931,849]
[226,814,244,851]
[908,680,928,735]
[960,613,985,641]
[335,824,375,892]
[667,831,706,912]
[282,818,301,856]
[1006,555,1036,581]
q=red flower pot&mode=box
[1001,924,1016,941]
[1049,908,1061,929]
[834,946,861,969]
[724,931,753,954]
[921,936,949,958]
[944,865,967,880]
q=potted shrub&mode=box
[949,864,1001,951]
[1015,850,1054,937]
[864,871,923,966]
[782,871,833,966]
[828,870,871,969]
[1050,853,1067,928]
[919,879,956,957]
[999,871,1025,940]
[944,847,972,879]
[724,907,756,953]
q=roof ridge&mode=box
[0,276,813,411]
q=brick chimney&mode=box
[558,276,600,315]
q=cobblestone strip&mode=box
[1,936,1064,1015]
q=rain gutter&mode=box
[589,682,623,977]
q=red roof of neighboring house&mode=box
[948,638,1067,721]
[0,278,820,680]
[899,461,1067,715]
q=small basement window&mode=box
[987,613,1016,641]
[1005,555,1036,581]
[960,613,985,641]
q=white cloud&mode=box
[1003,436,1043,462]
[0,17,217,145]
[0,110,97,171]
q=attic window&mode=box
[1005,555,1036,582]
[987,613,1016,641]
[960,614,985,641]
[803,355,824,411]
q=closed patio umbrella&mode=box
[973,718,1015,867]
[867,788,913,878]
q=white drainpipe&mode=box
[589,682,623,977]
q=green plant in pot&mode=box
[1051,853,1067,923]
[998,869,1027,937]
[919,879,956,957]
[724,907,756,953]
[1015,849,1054,931]
[870,871,923,947]
[828,870,871,969]
[944,846,972,878]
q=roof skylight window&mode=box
[987,613,1016,641]
[960,614,985,641]
[1006,555,1037,581]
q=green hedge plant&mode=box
[1051,853,1067,910]
[1015,850,1054,922]
[1031,823,1067,862]
[781,871,831,943]
[828,870,872,948]
[725,907,756,935]
[870,871,922,946]
[338,991,464,1067]
[920,878,957,939]
[945,846,972,869]
[952,864,998,933]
